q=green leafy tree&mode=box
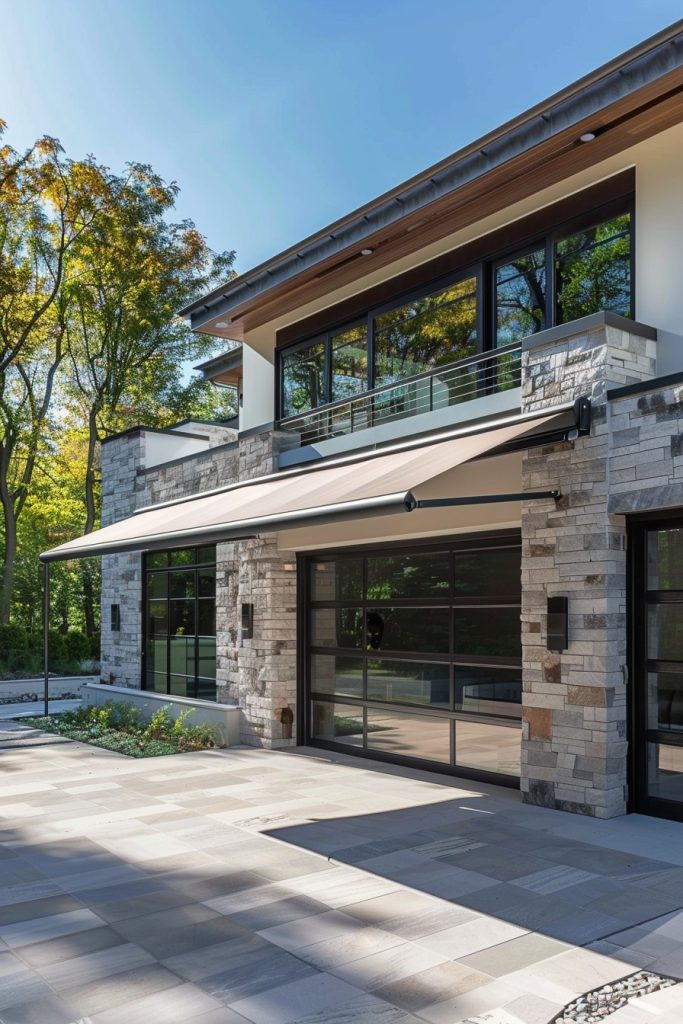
[61,163,235,632]
[0,122,113,622]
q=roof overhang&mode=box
[181,22,683,342]
[194,345,243,388]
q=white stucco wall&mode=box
[240,344,275,430]
[634,123,683,375]
[143,430,210,469]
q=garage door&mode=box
[302,534,522,785]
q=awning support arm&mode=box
[43,561,50,717]
[406,489,561,510]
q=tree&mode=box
[11,426,94,633]
[0,123,113,622]
[61,163,235,632]
[0,119,236,637]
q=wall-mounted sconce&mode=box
[547,596,568,652]
[241,602,254,639]
[110,604,121,632]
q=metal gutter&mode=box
[181,22,683,329]
[194,345,243,376]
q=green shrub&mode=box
[63,631,89,662]
[109,701,141,731]
[60,705,92,728]
[144,705,173,740]
[0,623,28,659]
[47,630,67,662]
[0,623,101,678]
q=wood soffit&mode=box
[196,66,683,341]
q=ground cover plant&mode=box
[31,701,219,757]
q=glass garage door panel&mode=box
[311,701,363,746]
[307,539,522,781]
[367,659,450,708]
[367,708,450,763]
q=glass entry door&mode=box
[302,535,522,786]
[632,521,683,819]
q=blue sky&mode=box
[1,1,681,275]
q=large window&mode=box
[305,538,522,782]
[331,324,369,402]
[555,213,631,324]
[281,340,326,417]
[278,200,633,419]
[373,277,478,388]
[143,546,217,701]
[494,247,546,348]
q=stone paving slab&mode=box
[0,725,682,1022]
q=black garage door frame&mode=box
[297,530,522,788]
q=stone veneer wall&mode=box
[100,430,151,686]
[100,423,299,748]
[217,430,299,747]
[520,318,656,817]
[100,425,238,688]
[608,380,683,516]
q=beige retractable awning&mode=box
[41,409,571,563]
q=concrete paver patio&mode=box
[0,721,682,1023]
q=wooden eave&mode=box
[191,59,683,342]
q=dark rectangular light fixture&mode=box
[110,604,121,632]
[241,602,254,639]
[547,596,568,652]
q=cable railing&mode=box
[278,344,522,446]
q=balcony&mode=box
[277,345,521,451]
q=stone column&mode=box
[100,430,150,687]
[520,316,656,817]
[222,428,299,746]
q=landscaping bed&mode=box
[31,701,220,757]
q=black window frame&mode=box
[629,513,683,822]
[277,193,634,421]
[141,545,217,701]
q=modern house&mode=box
[43,22,683,822]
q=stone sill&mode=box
[521,311,657,352]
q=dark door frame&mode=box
[629,513,683,822]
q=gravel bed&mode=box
[553,970,677,1022]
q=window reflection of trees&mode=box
[374,278,478,387]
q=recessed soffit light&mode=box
[215,321,229,328]
[579,132,596,143]
[360,248,374,256]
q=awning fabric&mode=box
[41,410,567,563]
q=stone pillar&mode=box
[520,317,656,817]
[100,431,150,687]
[216,428,299,746]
